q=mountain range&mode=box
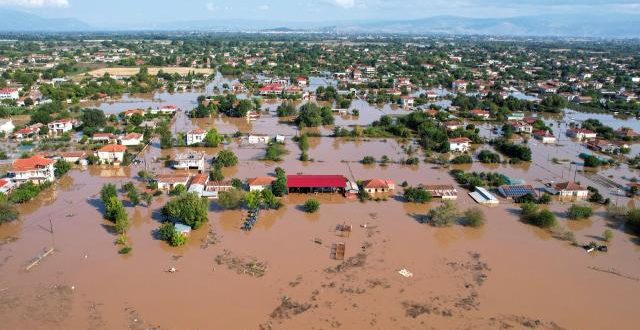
[1,8,639,38]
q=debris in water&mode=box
[214,250,268,277]
[398,268,413,278]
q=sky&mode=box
[0,0,639,25]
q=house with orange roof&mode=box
[555,181,589,201]
[247,176,275,192]
[10,155,55,184]
[119,133,144,146]
[362,179,396,194]
[96,144,127,164]
[0,178,15,194]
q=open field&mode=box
[84,67,214,78]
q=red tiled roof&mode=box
[0,88,17,94]
[448,137,472,143]
[0,179,8,188]
[555,181,586,191]
[363,179,395,189]
[12,155,54,171]
[191,173,208,185]
[98,144,127,152]
[247,176,275,186]
[122,133,143,140]
[287,175,346,189]
[188,128,206,135]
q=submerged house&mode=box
[424,184,458,200]
[154,174,191,191]
[361,179,396,194]
[172,152,205,171]
[287,175,347,194]
[247,177,276,192]
[555,181,589,201]
[10,155,55,184]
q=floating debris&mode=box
[214,250,268,277]
[398,268,414,278]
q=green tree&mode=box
[218,188,245,210]
[81,108,106,127]
[603,229,613,242]
[403,186,432,203]
[271,167,287,197]
[100,183,117,204]
[54,159,71,178]
[0,194,19,224]
[462,207,485,227]
[428,201,458,227]
[215,149,238,167]
[204,128,223,147]
[567,204,593,220]
[163,192,209,229]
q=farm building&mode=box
[287,175,347,194]
[361,179,395,194]
[469,187,499,205]
[498,185,536,199]
[424,184,458,200]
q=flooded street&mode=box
[1,87,640,330]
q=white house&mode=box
[452,80,467,91]
[567,128,597,141]
[151,105,178,115]
[10,155,55,184]
[186,128,207,146]
[96,144,127,164]
[555,182,589,201]
[173,152,205,171]
[275,135,286,143]
[119,133,144,146]
[533,130,557,144]
[448,137,472,152]
[0,119,15,135]
[508,121,533,134]
[91,133,117,144]
[0,88,19,100]
[400,96,415,108]
[247,177,275,192]
[48,119,79,136]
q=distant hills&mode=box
[0,8,639,38]
[0,9,89,32]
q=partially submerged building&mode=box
[172,152,205,171]
[469,187,499,205]
[287,175,347,194]
[424,184,458,200]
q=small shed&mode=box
[174,223,192,236]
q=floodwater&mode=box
[1,87,640,330]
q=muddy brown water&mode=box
[1,91,640,329]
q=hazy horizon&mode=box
[1,0,640,26]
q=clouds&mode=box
[0,0,69,7]
[331,0,355,9]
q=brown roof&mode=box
[155,174,191,184]
[12,155,54,171]
[448,137,472,143]
[247,176,275,186]
[98,144,127,153]
[363,179,395,189]
[555,181,586,191]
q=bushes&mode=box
[271,167,288,197]
[451,169,507,190]
[492,138,532,161]
[9,181,50,204]
[276,101,297,117]
[295,103,334,127]
[360,156,376,165]
[0,195,18,224]
[104,196,129,234]
[158,222,188,247]
[264,142,287,161]
[477,150,501,163]
[450,154,472,164]
[428,201,458,227]
[403,186,432,203]
[462,207,485,227]
[215,149,238,167]
[520,203,556,228]
[204,128,223,147]
[54,159,71,178]
[303,199,320,213]
[218,188,246,210]
[567,204,593,220]
[163,192,209,229]
[625,208,640,235]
